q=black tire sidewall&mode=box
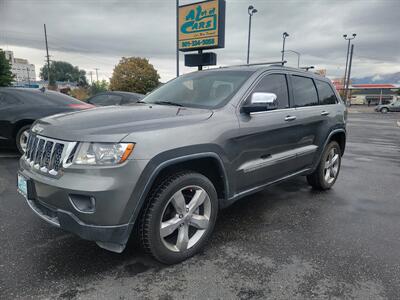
[317,141,341,189]
[16,125,31,154]
[145,172,218,264]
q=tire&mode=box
[380,107,389,113]
[307,141,341,190]
[16,125,31,155]
[139,171,218,264]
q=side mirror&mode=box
[242,92,278,114]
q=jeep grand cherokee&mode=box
[18,65,346,264]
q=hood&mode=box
[34,104,213,142]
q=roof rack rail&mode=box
[219,61,287,69]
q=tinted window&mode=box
[316,80,337,105]
[250,74,289,109]
[143,70,254,109]
[89,94,122,106]
[13,90,83,105]
[292,76,318,107]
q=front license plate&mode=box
[17,173,28,198]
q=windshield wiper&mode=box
[153,101,184,107]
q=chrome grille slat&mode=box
[23,133,76,177]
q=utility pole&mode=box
[44,24,51,85]
[94,68,99,82]
[89,71,93,85]
[27,67,30,87]
[176,0,179,77]
[345,44,354,106]
[343,33,356,97]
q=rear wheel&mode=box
[16,125,31,154]
[380,107,389,113]
[307,141,341,190]
[139,172,218,264]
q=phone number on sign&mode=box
[181,38,216,48]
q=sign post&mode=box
[178,0,226,70]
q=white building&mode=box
[4,50,36,82]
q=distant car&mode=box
[86,91,144,106]
[0,88,94,154]
[375,100,400,113]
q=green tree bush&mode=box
[40,61,88,86]
[110,57,159,94]
[0,49,15,86]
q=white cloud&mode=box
[1,0,399,82]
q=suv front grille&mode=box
[24,133,76,176]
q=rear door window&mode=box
[250,74,290,109]
[315,80,338,105]
[291,75,319,107]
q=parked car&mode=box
[375,100,400,113]
[18,65,346,264]
[0,88,93,154]
[86,91,144,106]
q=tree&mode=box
[0,49,15,86]
[90,80,109,95]
[110,57,160,94]
[40,61,88,86]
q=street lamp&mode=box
[246,5,258,64]
[281,32,289,65]
[343,33,356,100]
[281,49,300,68]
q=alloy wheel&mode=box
[324,148,339,184]
[160,185,211,252]
[19,129,29,153]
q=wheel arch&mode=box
[128,152,229,229]
[13,119,35,138]
[327,130,346,156]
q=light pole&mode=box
[281,32,289,65]
[343,33,356,99]
[281,49,300,68]
[246,5,257,64]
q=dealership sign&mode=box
[178,0,225,51]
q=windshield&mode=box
[142,70,254,109]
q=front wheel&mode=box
[139,172,218,264]
[16,125,31,154]
[380,107,389,113]
[307,141,341,190]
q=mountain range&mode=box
[352,72,400,84]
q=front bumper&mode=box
[18,158,149,248]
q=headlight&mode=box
[73,142,134,165]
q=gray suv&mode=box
[18,65,346,264]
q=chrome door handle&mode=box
[321,111,330,116]
[284,115,297,121]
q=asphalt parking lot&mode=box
[1,111,399,300]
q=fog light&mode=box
[69,194,96,213]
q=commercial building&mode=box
[349,84,399,105]
[4,50,36,83]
